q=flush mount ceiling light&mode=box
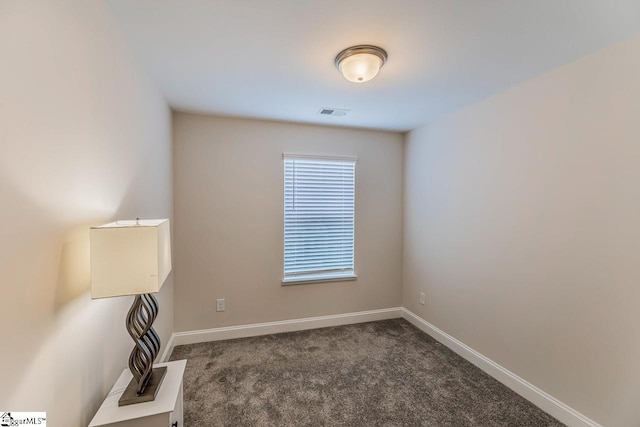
[335,45,387,83]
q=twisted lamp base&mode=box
[119,293,167,406]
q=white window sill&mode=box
[282,273,358,286]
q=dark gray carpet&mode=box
[169,319,564,427]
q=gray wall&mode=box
[0,2,173,425]
[173,114,403,332]
[403,34,640,426]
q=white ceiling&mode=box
[107,0,640,132]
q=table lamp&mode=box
[90,219,172,406]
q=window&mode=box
[283,154,357,284]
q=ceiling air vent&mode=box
[318,108,349,117]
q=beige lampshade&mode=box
[90,219,172,299]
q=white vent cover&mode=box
[318,108,350,116]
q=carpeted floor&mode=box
[169,319,564,426]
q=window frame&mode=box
[282,153,358,285]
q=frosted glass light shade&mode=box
[335,45,387,83]
[339,53,383,83]
[90,219,172,299]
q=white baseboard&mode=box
[400,308,601,427]
[161,307,402,362]
[159,331,176,364]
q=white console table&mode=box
[89,360,187,427]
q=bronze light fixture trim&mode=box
[335,45,388,83]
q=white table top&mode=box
[89,360,187,426]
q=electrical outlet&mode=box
[216,298,225,312]
[419,292,426,305]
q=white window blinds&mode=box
[283,154,356,282]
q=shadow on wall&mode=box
[0,166,135,425]
[55,225,93,312]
